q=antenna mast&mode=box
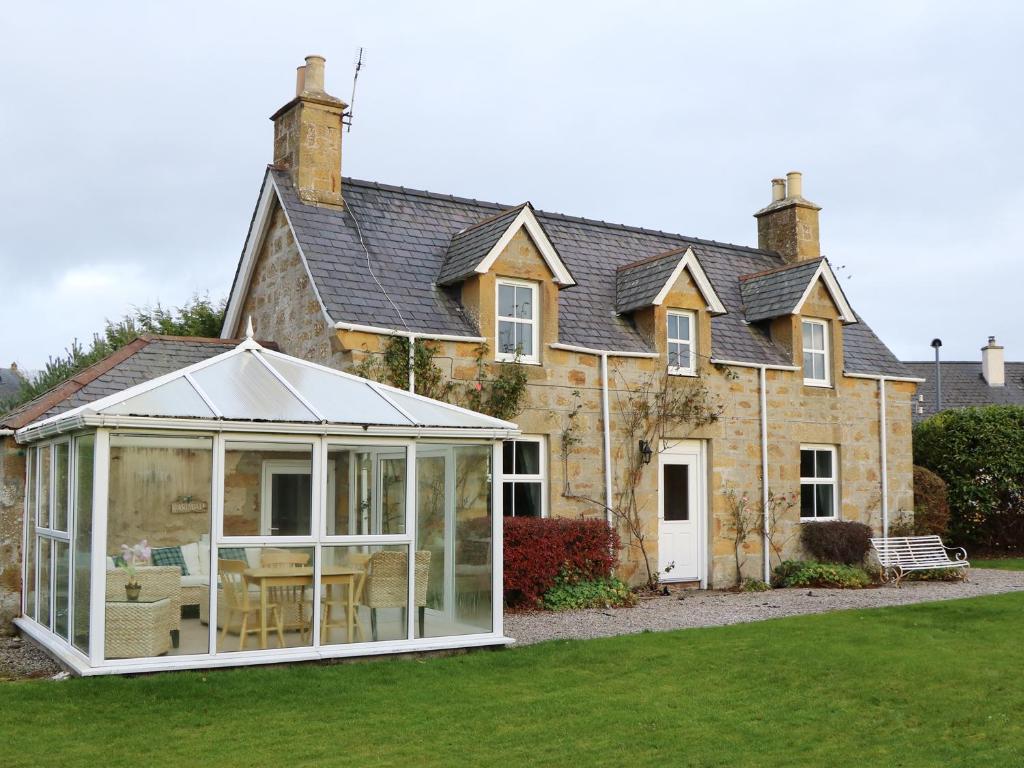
[344,47,365,132]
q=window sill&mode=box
[495,356,541,366]
[668,368,697,377]
[799,517,839,523]
[802,380,833,389]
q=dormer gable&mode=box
[615,246,726,315]
[437,203,575,287]
[739,257,856,324]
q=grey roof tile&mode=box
[437,205,526,285]
[739,259,822,323]
[615,248,688,314]
[902,360,1024,422]
[0,368,25,404]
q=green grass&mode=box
[972,558,1024,571]
[3,594,1024,767]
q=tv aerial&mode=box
[343,47,365,132]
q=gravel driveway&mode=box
[504,568,1024,646]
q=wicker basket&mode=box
[105,566,182,631]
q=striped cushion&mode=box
[151,546,189,576]
[219,547,248,563]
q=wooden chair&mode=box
[362,550,431,641]
[320,553,370,644]
[261,549,311,638]
[217,559,284,651]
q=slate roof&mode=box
[254,168,909,376]
[1,337,254,430]
[437,204,527,286]
[0,367,25,406]
[615,248,688,314]
[902,361,1024,422]
[740,258,823,323]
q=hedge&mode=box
[914,405,1024,549]
[503,517,620,607]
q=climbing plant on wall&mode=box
[353,336,455,403]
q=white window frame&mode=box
[495,278,540,365]
[801,318,831,387]
[667,309,697,376]
[799,444,839,521]
[501,436,547,518]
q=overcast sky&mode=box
[2,1,1021,370]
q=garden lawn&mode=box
[972,558,1024,571]
[3,594,1024,767]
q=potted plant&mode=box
[119,540,151,601]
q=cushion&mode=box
[197,540,211,576]
[219,547,248,563]
[245,548,263,569]
[151,546,189,576]
[106,556,116,571]
[181,574,210,588]
[180,542,202,577]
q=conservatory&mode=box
[14,334,516,675]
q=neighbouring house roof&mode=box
[902,361,1024,421]
[615,247,726,315]
[17,336,517,442]
[225,168,911,377]
[0,367,25,405]
[739,258,856,324]
[1,336,248,430]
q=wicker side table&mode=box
[105,597,171,659]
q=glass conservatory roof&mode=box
[18,336,518,439]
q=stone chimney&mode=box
[981,336,1005,387]
[754,171,821,262]
[9,362,16,372]
[270,55,347,207]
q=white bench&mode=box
[870,535,969,586]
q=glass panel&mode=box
[38,539,51,628]
[25,449,36,621]
[803,352,814,376]
[677,313,690,341]
[669,343,682,369]
[512,482,542,518]
[498,283,516,318]
[663,464,689,521]
[321,545,408,645]
[214,546,315,653]
[190,353,318,422]
[515,322,534,357]
[813,354,825,381]
[502,442,515,474]
[668,313,679,339]
[263,354,412,426]
[73,435,94,653]
[800,450,814,478]
[815,450,833,479]
[813,322,825,349]
[514,286,533,320]
[324,445,407,536]
[514,441,540,475]
[384,389,504,429]
[53,443,69,531]
[103,377,215,418]
[678,344,692,370]
[498,319,515,355]
[224,442,313,537]
[414,444,493,639]
[106,434,214,659]
[54,541,70,639]
[800,484,815,518]
[816,485,835,518]
[39,446,50,529]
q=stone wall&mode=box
[0,436,25,634]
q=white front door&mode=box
[657,440,705,585]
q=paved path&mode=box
[504,568,1024,646]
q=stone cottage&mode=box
[218,55,924,588]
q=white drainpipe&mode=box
[879,378,888,539]
[759,366,770,583]
[600,353,613,524]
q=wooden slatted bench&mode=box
[870,535,969,586]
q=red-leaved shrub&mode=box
[503,517,619,608]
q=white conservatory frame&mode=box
[14,335,517,675]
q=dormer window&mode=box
[802,318,830,386]
[496,279,539,364]
[667,310,696,376]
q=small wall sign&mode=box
[171,499,208,515]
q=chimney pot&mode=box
[295,65,306,97]
[982,336,1005,387]
[9,362,16,372]
[771,178,786,202]
[303,55,326,93]
[786,171,803,199]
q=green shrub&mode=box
[772,560,875,589]
[800,521,873,565]
[739,578,771,592]
[912,465,951,536]
[914,406,1024,549]
[540,572,635,611]
[903,568,967,583]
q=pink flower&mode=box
[475,382,482,391]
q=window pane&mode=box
[803,352,814,377]
[514,286,533,320]
[502,442,515,474]
[25,450,36,621]
[512,482,542,517]
[800,450,814,478]
[39,447,50,528]
[224,441,312,537]
[38,539,51,628]
[324,445,406,536]
[54,443,69,532]
[678,344,692,370]
[213,546,316,654]
[498,320,516,355]
[663,464,689,521]
[815,450,833,479]
[668,313,679,339]
[678,314,690,341]
[813,354,825,381]
[502,482,514,517]
[516,322,533,357]
[813,322,824,348]
[73,435,94,654]
[800,484,815,518]
[514,441,540,475]
[54,541,70,639]
[320,545,409,645]
[815,485,835,518]
[669,343,682,368]
[498,284,516,318]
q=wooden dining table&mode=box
[243,565,363,650]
